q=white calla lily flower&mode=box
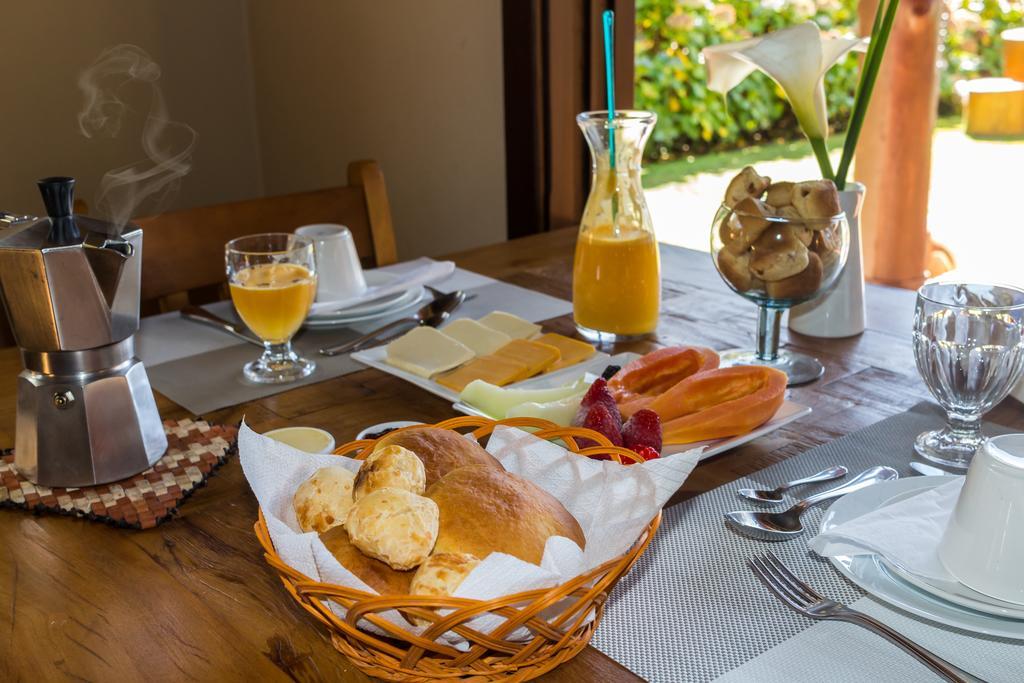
[703,22,867,142]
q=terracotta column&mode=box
[855,0,942,289]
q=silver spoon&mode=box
[724,466,899,541]
[737,465,848,503]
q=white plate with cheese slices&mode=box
[451,350,812,462]
[350,311,606,403]
[350,344,611,404]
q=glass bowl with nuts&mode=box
[710,166,849,385]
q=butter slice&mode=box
[492,339,561,379]
[478,311,542,339]
[435,355,528,392]
[536,333,596,372]
[386,327,474,378]
[441,319,510,356]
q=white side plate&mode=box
[820,477,1024,639]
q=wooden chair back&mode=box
[138,159,397,313]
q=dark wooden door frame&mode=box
[502,0,635,239]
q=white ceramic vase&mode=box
[788,182,866,338]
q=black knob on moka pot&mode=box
[38,176,81,244]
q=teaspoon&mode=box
[724,466,899,541]
[737,465,848,503]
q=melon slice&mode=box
[505,390,587,426]
[460,378,588,419]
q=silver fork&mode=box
[748,552,977,683]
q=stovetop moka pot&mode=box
[0,177,166,486]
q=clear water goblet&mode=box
[913,282,1024,469]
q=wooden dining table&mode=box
[2,228,1021,682]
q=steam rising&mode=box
[78,44,196,232]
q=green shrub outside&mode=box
[636,0,1024,159]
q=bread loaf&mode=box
[374,427,503,486]
[426,465,585,565]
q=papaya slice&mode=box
[652,366,787,444]
[608,346,719,417]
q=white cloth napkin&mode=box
[238,422,701,646]
[309,257,455,314]
[809,477,964,581]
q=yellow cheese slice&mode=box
[477,311,542,340]
[441,319,511,356]
[492,339,561,379]
[536,333,596,372]
[435,355,529,392]
[385,326,474,378]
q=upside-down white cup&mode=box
[295,223,367,303]
[938,433,1024,604]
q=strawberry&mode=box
[578,403,623,452]
[572,378,622,428]
[622,409,662,454]
[634,446,661,462]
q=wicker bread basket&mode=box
[254,416,662,681]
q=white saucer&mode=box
[307,271,423,322]
[865,479,1024,619]
[821,476,1024,639]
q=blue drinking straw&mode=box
[603,9,616,169]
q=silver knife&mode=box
[318,290,465,356]
[180,306,263,347]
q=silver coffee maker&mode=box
[0,177,166,487]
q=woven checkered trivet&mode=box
[0,418,237,529]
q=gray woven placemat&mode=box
[590,402,1016,682]
[141,278,572,415]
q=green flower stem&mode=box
[809,136,835,181]
[835,0,901,190]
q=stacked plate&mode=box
[821,477,1024,639]
[305,271,426,328]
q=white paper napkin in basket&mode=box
[809,477,965,581]
[239,422,701,647]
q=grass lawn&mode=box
[643,116,962,189]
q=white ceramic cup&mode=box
[294,223,367,303]
[938,433,1024,604]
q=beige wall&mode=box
[0,1,507,258]
[0,0,264,218]
[245,0,507,258]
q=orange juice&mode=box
[230,263,317,343]
[573,225,660,336]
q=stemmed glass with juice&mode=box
[573,111,660,343]
[226,233,318,383]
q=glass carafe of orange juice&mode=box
[573,110,660,343]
